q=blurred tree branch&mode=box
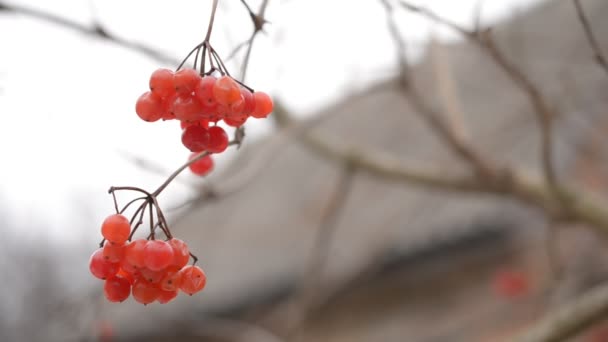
[573,0,608,76]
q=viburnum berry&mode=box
[194,76,217,107]
[149,68,175,99]
[188,153,214,176]
[139,267,165,284]
[179,265,207,295]
[207,126,229,153]
[90,249,119,280]
[101,214,131,244]
[104,276,131,302]
[213,76,241,105]
[172,95,204,122]
[181,125,210,152]
[160,266,183,291]
[102,242,125,263]
[223,115,248,127]
[119,258,138,275]
[116,268,136,285]
[132,279,161,305]
[125,239,147,268]
[157,289,178,304]
[181,119,209,130]
[168,238,190,268]
[135,92,164,122]
[240,87,255,115]
[173,68,201,95]
[251,91,273,118]
[144,240,174,271]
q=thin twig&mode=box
[572,0,608,76]
[204,0,220,42]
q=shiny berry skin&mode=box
[180,119,209,130]
[207,126,229,153]
[149,68,175,98]
[102,242,125,263]
[116,268,135,285]
[179,265,207,295]
[135,91,164,122]
[157,289,178,304]
[223,115,248,127]
[240,87,255,115]
[139,267,165,283]
[194,76,217,107]
[125,239,147,268]
[160,266,183,291]
[101,214,131,244]
[168,238,190,268]
[172,95,204,122]
[132,280,160,305]
[181,125,210,152]
[213,76,241,105]
[104,276,131,302]
[188,153,214,176]
[144,240,175,271]
[173,68,201,95]
[90,249,119,280]
[251,91,273,118]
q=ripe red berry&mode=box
[213,76,241,105]
[168,238,190,268]
[160,266,183,292]
[102,241,125,263]
[188,153,214,176]
[207,126,229,153]
[101,214,131,244]
[172,95,204,122]
[116,268,135,285]
[135,91,164,122]
[179,265,207,295]
[125,239,147,268]
[223,115,248,127]
[180,119,209,130]
[251,91,273,118]
[90,249,119,280]
[104,276,131,302]
[144,240,174,271]
[157,289,178,304]
[194,76,217,107]
[132,280,160,305]
[149,68,175,99]
[181,125,210,152]
[139,267,165,284]
[173,68,201,95]
[240,87,255,115]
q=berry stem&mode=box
[204,0,220,43]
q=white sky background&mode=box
[0,0,544,244]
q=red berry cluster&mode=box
[135,68,274,176]
[89,214,206,305]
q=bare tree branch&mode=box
[573,0,608,76]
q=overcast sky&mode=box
[0,0,544,242]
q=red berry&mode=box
[135,91,164,122]
[119,257,139,274]
[101,214,131,244]
[172,95,204,122]
[179,265,207,295]
[149,68,175,98]
[125,239,147,268]
[241,87,255,115]
[207,126,229,153]
[181,119,209,130]
[181,125,210,152]
[139,267,165,284]
[188,153,214,176]
[90,249,119,280]
[213,76,241,105]
[132,280,160,305]
[144,240,174,271]
[116,268,135,285]
[103,276,131,302]
[251,92,273,118]
[157,289,178,304]
[173,68,201,95]
[194,76,217,107]
[102,242,125,263]
[223,115,248,127]
[168,238,190,268]
[160,266,183,291]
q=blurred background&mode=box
[1,0,608,341]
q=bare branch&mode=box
[517,282,608,342]
[573,0,608,76]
